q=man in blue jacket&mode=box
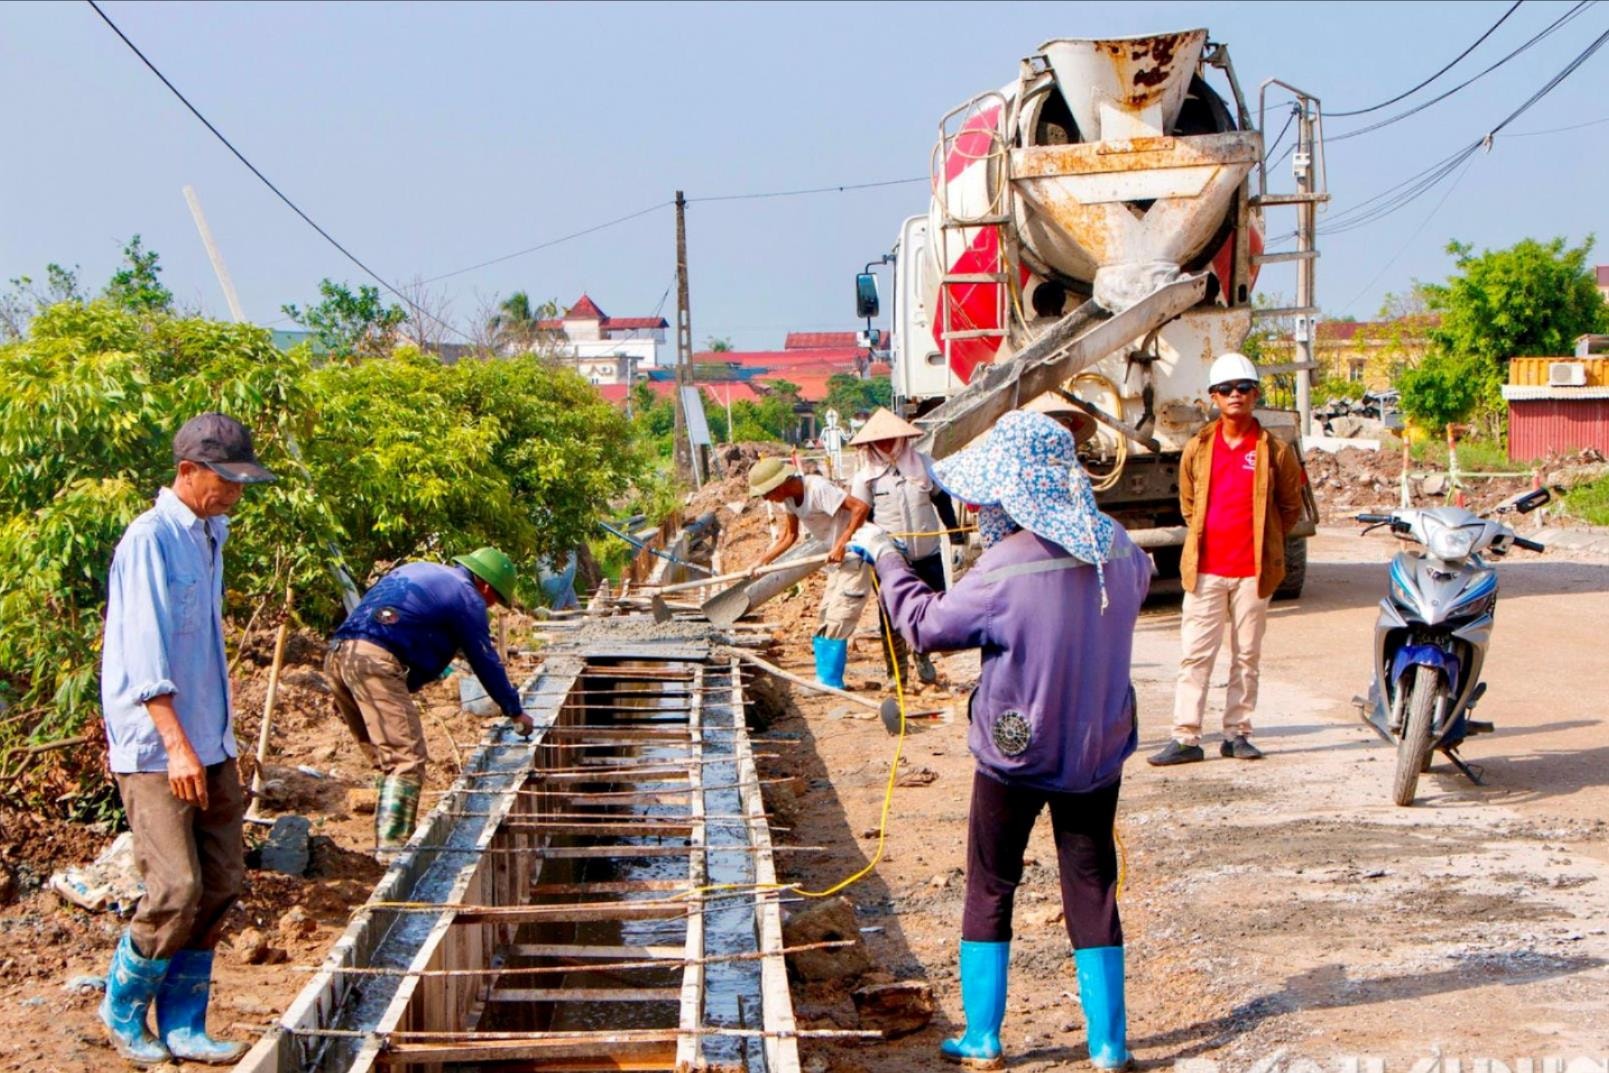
[851,411,1149,1071]
[327,548,532,857]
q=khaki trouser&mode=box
[1170,573,1271,745]
[116,759,245,959]
[327,639,429,780]
[818,558,871,640]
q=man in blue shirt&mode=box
[328,548,531,857]
[98,412,276,1066]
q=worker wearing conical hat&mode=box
[848,408,955,686]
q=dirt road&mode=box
[776,528,1609,1072]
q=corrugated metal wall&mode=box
[1508,357,1609,387]
[1508,398,1609,460]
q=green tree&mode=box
[283,279,406,359]
[102,235,173,314]
[1397,350,1497,435]
[489,292,559,353]
[3,263,86,340]
[822,373,892,419]
[1424,236,1608,365]
[0,300,645,811]
[704,336,733,353]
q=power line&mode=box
[1262,107,1298,165]
[1507,113,1609,136]
[84,0,469,342]
[1328,0,1594,144]
[1327,1,1524,117]
[1336,154,1477,317]
[688,176,926,204]
[421,202,674,284]
[1319,24,1609,237]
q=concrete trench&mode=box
[236,639,802,1073]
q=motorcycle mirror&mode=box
[1513,487,1552,514]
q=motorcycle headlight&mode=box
[1427,526,1477,561]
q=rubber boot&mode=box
[98,930,172,1066]
[812,635,849,690]
[375,774,422,859]
[1075,946,1132,1071]
[155,948,246,1064]
[939,939,1009,1070]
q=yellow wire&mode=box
[677,547,1129,909]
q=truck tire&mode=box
[1273,534,1307,600]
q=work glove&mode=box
[847,522,897,564]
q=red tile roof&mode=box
[594,380,768,407]
[693,347,869,368]
[786,331,860,350]
[536,293,669,332]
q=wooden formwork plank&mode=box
[452,902,689,924]
[234,660,582,1073]
[732,657,802,1073]
[676,663,708,1072]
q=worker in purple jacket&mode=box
[849,410,1150,1071]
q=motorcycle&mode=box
[1354,488,1551,806]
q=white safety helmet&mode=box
[1207,351,1259,388]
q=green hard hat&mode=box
[453,546,518,606]
[748,457,792,497]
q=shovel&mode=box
[701,553,838,628]
[648,554,830,625]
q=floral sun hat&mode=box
[931,410,1119,606]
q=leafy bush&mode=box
[0,301,645,808]
[1397,351,1500,435]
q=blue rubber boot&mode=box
[813,635,848,690]
[939,939,1009,1070]
[98,931,171,1066]
[156,948,246,1064]
[1075,945,1132,1070]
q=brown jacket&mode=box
[1178,419,1304,599]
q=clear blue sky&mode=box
[2,1,1605,349]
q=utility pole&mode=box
[1293,104,1316,437]
[182,185,247,323]
[674,190,693,480]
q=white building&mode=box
[540,294,670,383]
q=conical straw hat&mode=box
[848,407,923,446]
[1023,393,1097,445]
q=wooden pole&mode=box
[246,586,293,822]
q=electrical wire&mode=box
[1319,23,1609,237]
[1327,0,1525,117]
[688,177,928,204]
[1335,153,1478,317]
[84,0,471,343]
[420,202,674,284]
[1506,113,1609,136]
[1327,0,1595,144]
[1262,107,1298,165]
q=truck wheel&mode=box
[1273,535,1307,600]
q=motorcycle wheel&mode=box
[1393,665,1440,807]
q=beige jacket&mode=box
[1178,419,1304,599]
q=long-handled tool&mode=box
[728,649,944,734]
[648,554,830,625]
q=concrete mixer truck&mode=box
[860,29,1324,596]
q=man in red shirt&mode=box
[1149,352,1305,766]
